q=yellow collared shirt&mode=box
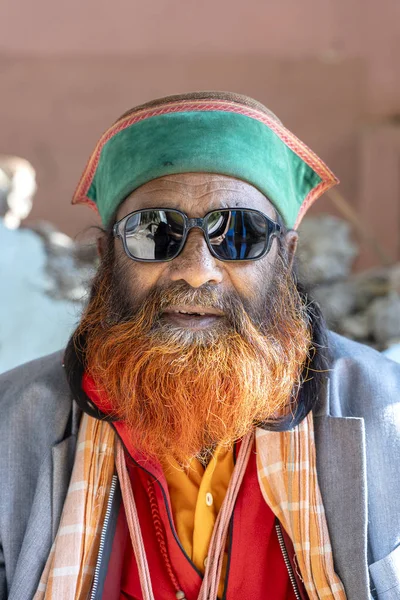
[162,445,234,595]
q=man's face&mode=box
[82,172,309,465]
[113,173,292,330]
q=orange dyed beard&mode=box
[77,250,311,466]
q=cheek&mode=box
[114,245,163,300]
[122,259,166,302]
[227,250,277,300]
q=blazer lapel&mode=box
[51,434,77,538]
[313,414,370,600]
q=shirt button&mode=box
[204,556,208,568]
[205,492,213,506]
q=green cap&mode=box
[73,91,338,229]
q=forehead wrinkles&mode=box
[130,182,254,206]
[136,173,247,191]
[123,174,267,208]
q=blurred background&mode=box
[1,0,399,372]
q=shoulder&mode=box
[0,353,79,591]
[327,331,400,414]
[326,338,400,578]
[328,329,398,368]
[0,351,75,446]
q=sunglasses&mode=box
[113,208,282,262]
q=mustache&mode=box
[113,279,254,331]
[157,282,250,320]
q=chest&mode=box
[103,449,305,600]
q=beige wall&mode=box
[1,0,399,267]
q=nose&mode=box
[168,229,223,288]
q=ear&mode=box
[282,230,298,269]
[96,234,107,259]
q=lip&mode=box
[161,312,222,329]
[161,306,224,329]
[162,305,224,317]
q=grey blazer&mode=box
[0,332,399,600]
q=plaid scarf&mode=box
[256,417,346,598]
[35,411,346,599]
[34,414,115,600]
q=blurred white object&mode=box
[0,155,36,229]
[0,221,83,374]
[0,155,92,373]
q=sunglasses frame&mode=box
[113,207,282,263]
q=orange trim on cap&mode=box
[293,178,338,230]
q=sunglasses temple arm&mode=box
[270,222,282,238]
[113,222,122,239]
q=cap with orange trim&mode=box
[72,91,338,229]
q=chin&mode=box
[151,321,226,347]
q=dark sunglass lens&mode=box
[125,210,185,260]
[207,210,269,260]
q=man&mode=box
[0,92,399,600]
